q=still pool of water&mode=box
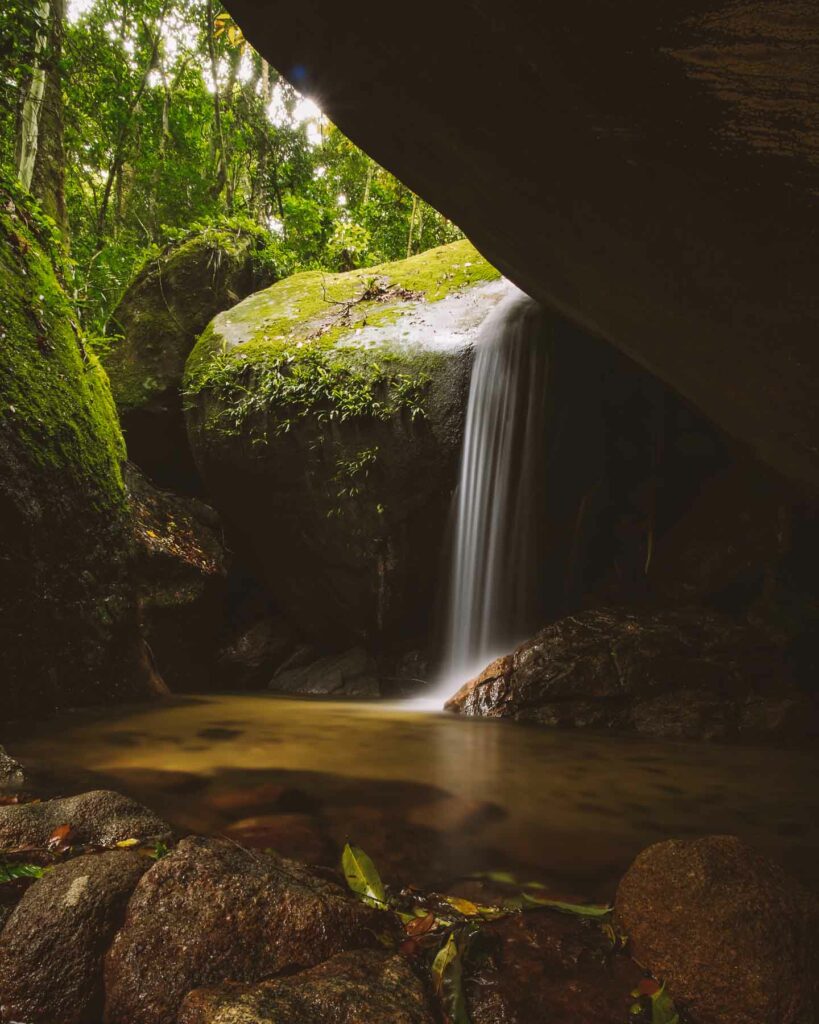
[7,694,819,899]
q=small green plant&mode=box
[340,843,625,1024]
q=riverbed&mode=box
[8,694,819,898]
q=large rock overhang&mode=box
[226,0,819,492]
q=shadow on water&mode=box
[8,693,819,899]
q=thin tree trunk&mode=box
[206,0,233,212]
[94,15,164,246]
[406,192,419,258]
[363,162,374,206]
[16,0,51,194]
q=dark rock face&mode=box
[466,910,642,1024]
[446,607,818,742]
[216,610,296,689]
[104,226,276,491]
[0,790,171,850]
[0,183,160,719]
[126,463,228,690]
[270,647,380,697]
[185,242,501,650]
[0,851,147,1024]
[0,748,24,789]
[178,950,435,1024]
[103,836,397,1024]
[228,0,819,493]
[615,835,819,1024]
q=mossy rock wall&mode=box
[0,183,159,719]
[103,225,277,492]
[184,240,506,650]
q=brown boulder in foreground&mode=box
[615,835,819,1024]
[178,950,435,1024]
[0,851,147,1024]
[103,836,396,1024]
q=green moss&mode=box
[104,221,280,416]
[0,182,126,512]
[184,239,497,438]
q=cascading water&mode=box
[436,286,549,700]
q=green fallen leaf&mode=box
[519,892,612,918]
[431,932,470,1023]
[651,983,680,1024]
[0,862,47,883]
[341,842,387,909]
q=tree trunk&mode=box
[15,0,50,195]
[29,0,66,233]
[406,192,419,258]
[206,0,233,212]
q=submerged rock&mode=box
[466,910,642,1024]
[104,224,277,491]
[126,463,228,690]
[615,835,819,1024]
[185,240,505,649]
[446,606,818,742]
[0,850,147,1024]
[270,646,380,697]
[0,183,160,718]
[178,950,435,1024]
[0,790,171,850]
[0,747,25,789]
[104,836,397,1024]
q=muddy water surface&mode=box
[9,695,819,899]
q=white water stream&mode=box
[431,286,549,703]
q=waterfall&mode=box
[439,286,549,696]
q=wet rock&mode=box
[126,463,228,690]
[0,747,25,789]
[104,224,276,491]
[465,909,642,1024]
[0,790,171,851]
[271,647,380,697]
[0,850,147,1024]
[223,812,334,864]
[217,613,296,689]
[446,607,819,742]
[615,835,819,1024]
[178,950,435,1024]
[103,836,397,1024]
[0,183,159,718]
[185,241,505,649]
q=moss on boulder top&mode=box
[184,240,507,650]
[0,179,160,718]
[103,222,277,491]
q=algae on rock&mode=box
[103,223,277,491]
[184,239,506,651]
[0,179,160,718]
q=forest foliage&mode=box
[0,0,462,335]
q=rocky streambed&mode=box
[1,748,817,1024]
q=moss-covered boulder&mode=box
[0,181,161,719]
[103,224,277,491]
[184,240,506,650]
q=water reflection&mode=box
[8,694,819,898]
